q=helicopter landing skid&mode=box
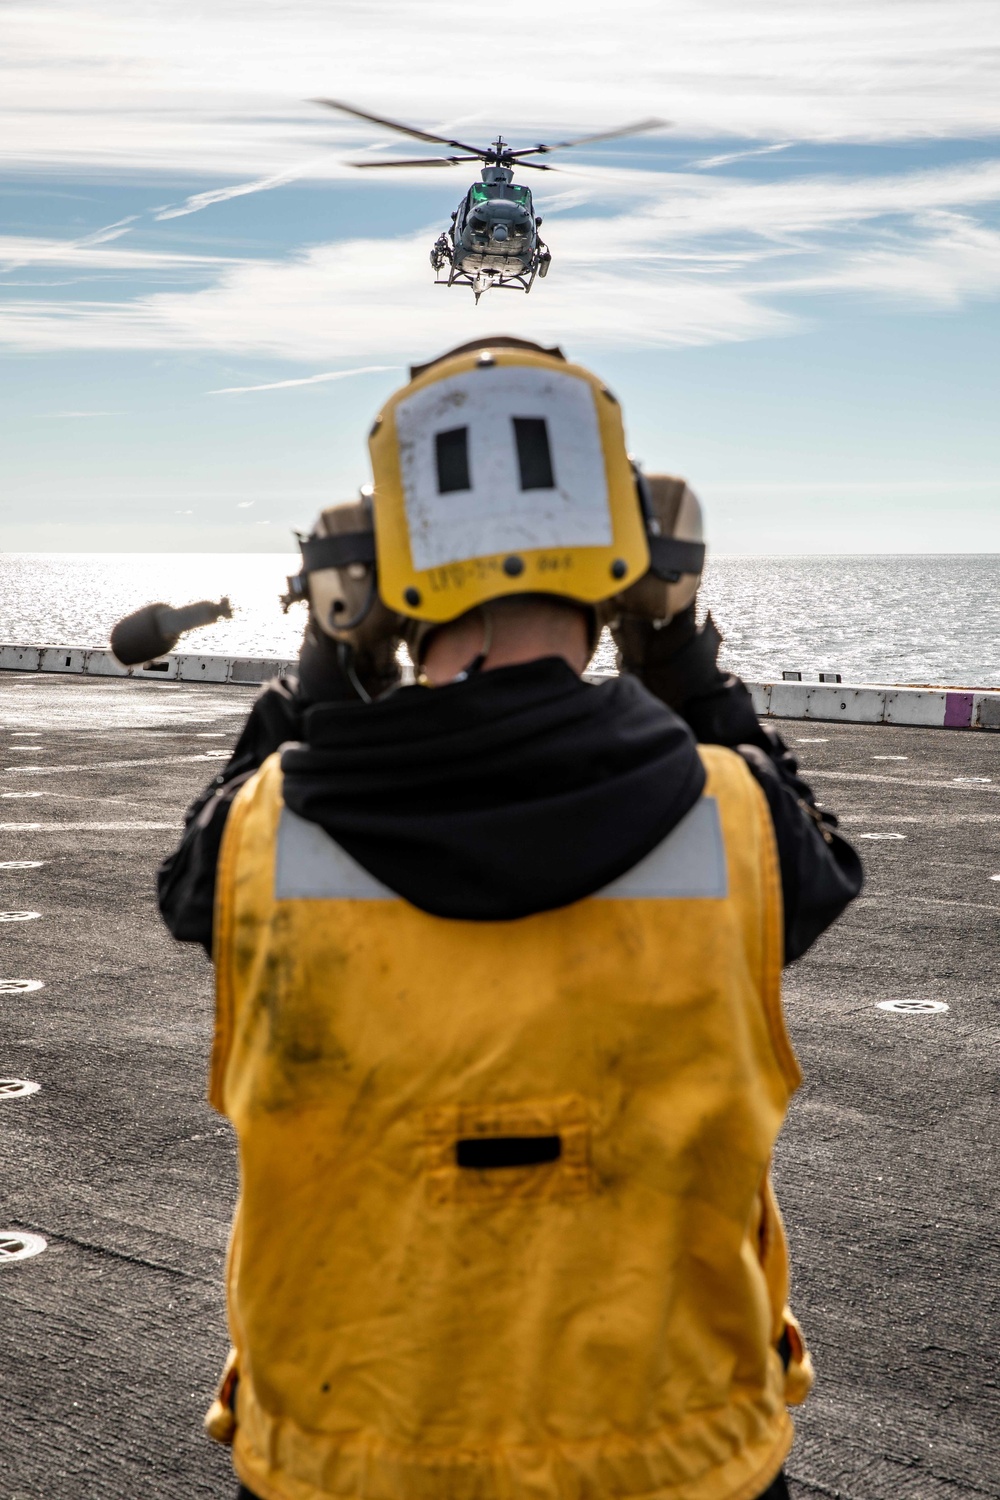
[435,260,540,303]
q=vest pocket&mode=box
[424,1095,591,1204]
[456,1134,562,1169]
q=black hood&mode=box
[279,658,705,922]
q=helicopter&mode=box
[314,100,666,302]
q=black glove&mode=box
[612,605,720,704]
[296,619,401,705]
[613,606,767,749]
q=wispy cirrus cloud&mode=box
[0,234,238,274]
[208,365,399,394]
[153,163,329,221]
[0,238,798,357]
[5,156,998,359]
[2,0,998,377]
[0,217,138,272]
[690,144,794,171]
[1,0,998,187]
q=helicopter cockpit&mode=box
[456,170,536,263]
[467,180,534,209]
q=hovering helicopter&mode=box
[314,100,666,303]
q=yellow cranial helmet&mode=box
[285,340,707,684]
[368,339,651,623]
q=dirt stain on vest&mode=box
[239,912,354,1107]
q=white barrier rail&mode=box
[0,644,297,686]
[1,645,998,729]
[744,679,1000,732]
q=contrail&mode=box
[155,163,325,221]
[1,216,139,273]
[691,143,793,170]
[208,365,399,395]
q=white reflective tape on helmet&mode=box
[395,367,613,572]
[370,346,649,623]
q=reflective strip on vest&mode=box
[275,808,394,899]
[274,796,727,902]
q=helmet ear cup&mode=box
[306,499,404,654]
[603,475,705,628]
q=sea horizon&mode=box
[1,551,997,687]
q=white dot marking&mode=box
[877,999,949,1015]
[0,1079,40,1099]
[0,1231,47,1263]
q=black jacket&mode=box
[157,660,861,963]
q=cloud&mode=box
[154,163,328,220]
[0,235,237,273]
[776,210,1000,307]
[1,157,999,359]
[1,216,139,272]
[691,144,794,170]
[0,1,999,186]
[0,238,797,357]
[562,159,1000,247]
[208,365,399,394]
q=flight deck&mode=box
[0,671,996,1500]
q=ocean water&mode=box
[0,552,997,687]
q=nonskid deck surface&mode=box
[0,673,996,1500]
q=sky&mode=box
[1,0,999,554]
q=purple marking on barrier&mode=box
[944,692,974,728]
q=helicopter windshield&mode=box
[470,182,532,206]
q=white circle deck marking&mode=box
[0,1231,47,1264]
[954,777,992,784]
[795,738,828,743]
[1,791,44,799]
[202,750,230,759]
[0,1079,40,1099]
[991,875,1000,882]
[0,861,45,869]
[857,832,907,840]
[8,746,45,752]
[195,733,226,738]
[877,999,949,1015]
[0,979,44,993]
[873,755,908,760]
[0,911,41,922]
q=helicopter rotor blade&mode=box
[511,160,557,171]
[509,117,669,157]
[312,98,486,157]
[349,156,483,169]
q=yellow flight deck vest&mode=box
[208,744,813,1500]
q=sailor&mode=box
[159,336,862,1500]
